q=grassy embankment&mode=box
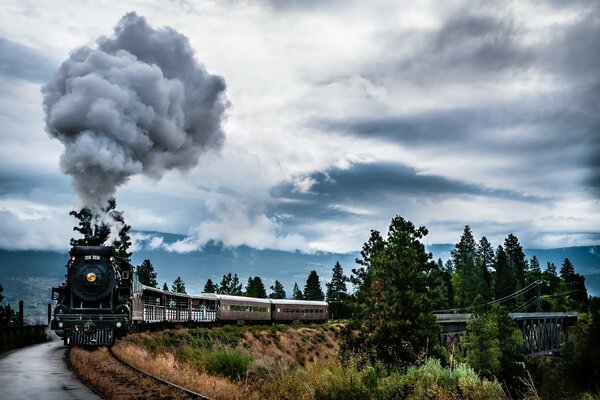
[109,323,508,400]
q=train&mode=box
[51,245,328,346]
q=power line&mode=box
[433,280,541,313]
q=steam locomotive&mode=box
[51,245,328,346]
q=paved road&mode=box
[0,334,101,400]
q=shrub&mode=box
[203,349,253,380]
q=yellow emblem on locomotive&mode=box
[86,272,97,283]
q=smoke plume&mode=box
[43,12,227,209]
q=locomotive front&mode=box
[51,246,132,346]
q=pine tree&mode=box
[303,271,325,301]
[344,215,442,367]
[560,258,575,282]
[326,261,348,301]
[494,245,514,303]
[463,305,523,382]
[269,280,286,299]
[477,236,494,301]
[452,226,481,307]
[162,282,168,291]
[203,279,216,293]
[135,259,158,287]
[504,234,528,294]
[292,282,304,300]
[245,276,267,298]
[171,276,186,293]
[525,256,542,311]
[429,258,450,310]
[561,258,588,309]
[0,283,3,303]
[69,198,132,261]
[112,209,132,262]
[217,272,243,295]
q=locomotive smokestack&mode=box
[42,12,228,210]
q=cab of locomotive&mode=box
[51,245,131,345]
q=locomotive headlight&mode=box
[86,272,97,283]
[116,321,122,328]
[109,256,115,262]
[58,321,64,328]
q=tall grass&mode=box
[256,358,505,400]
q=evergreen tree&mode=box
[245,276,267,298]
[162,282,168,291]
[463,305,524,387]
[477,236,494,301]
[494,245,515,304]
[443,259,455,308]
[203,279,216,293]
[269,280,286,299]
[504,234,528,305]
[326,261,348,301]
[0,283,3,303]
[303,270,325,301]
[171,276,186,293]
[69,197,132,261]
[560,258,576,282]
[428,258,450,310]
[112,209,132,262]
[69,208,95,246]
[561,258,588,309]
[135,259,158,287]
[217,272,243,295]
[525,255,542,311]
[452,226,481,307]
[292,282,303,300]
[528,256,541,282]
[343,216,442,367]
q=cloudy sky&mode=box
[0,0,599,254]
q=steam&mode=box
[43,12,227,209]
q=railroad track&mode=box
[66,346,214,400]
[108,347,214,400]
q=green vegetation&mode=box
[261,358,504,400]
[69,197,132,261]
[203,278,217,293]
[204,349,253,379]
[304,271,325,301]
[246,276,267,298]
[171,276,186,293]
[217,272,244,295]
[269,280,286,299]
[135,259,158,288]
[343,216,443,368]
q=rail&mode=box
[108,347,214,400]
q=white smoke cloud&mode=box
[43,12,227,209]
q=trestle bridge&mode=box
[435,312,579,356]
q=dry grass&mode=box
[69,347,192,399]
[241,327,339,367]
[111,325,342,400]
[112,341,252,400]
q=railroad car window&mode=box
[277,308,281,312]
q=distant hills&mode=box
[0,232,598,322]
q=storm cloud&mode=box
[43,12,228,209]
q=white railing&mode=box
[191,310,217,322]
[143,305,164,322]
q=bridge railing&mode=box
[435,312,579,355]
